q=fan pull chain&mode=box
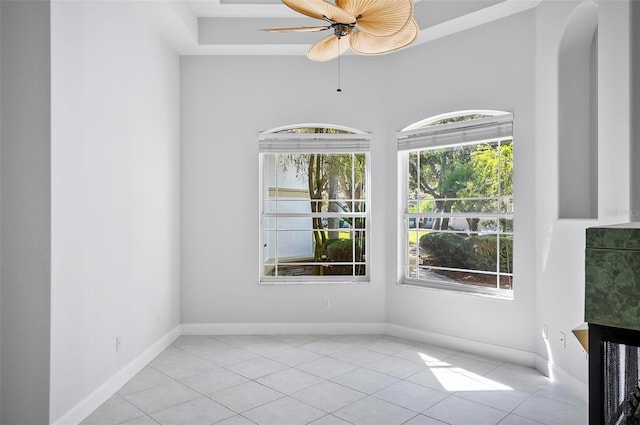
[336,37,342,92]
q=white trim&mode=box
[401,110,512,131]
[405,211,514,220]
[413,0,542,50]
[51,326,181,425]
[258,124,371,153]
[399,280,514,300]
[261,123,370,135]
[263,212,367,219]
[259,277,370,285]
[385,323,536,367]
[259,133,371,141]
[181,322,387,336]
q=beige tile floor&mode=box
[81,334,588,425]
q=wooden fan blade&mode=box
[337,0,413,37]
[283,0,355,24]
[261,26,330,33]
[350,18,418,55]
[308,34,351,62]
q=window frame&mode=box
[397,112,514,298]
[258,124,371,285]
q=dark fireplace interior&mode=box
[590,324,640,425]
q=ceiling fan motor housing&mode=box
[333,23,355,38]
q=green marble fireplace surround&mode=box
[585,223,640,331]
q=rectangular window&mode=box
[398,114,514,297]
[259,129,370,283]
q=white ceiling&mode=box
[165,0,540,55]
[186,0,302,17]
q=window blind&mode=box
[258,132,371,153]
[397,113,513,151]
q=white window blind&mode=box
[397,113,513,151]
[258,132,371,153]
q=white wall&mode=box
[632,0,640,222]
[1,1,52,423]
[535,0,635,393]
[180,55,388,326]
[50,1,181,422]
[558,1,598,219]
[534,1,595,390]
[383,11,537,362]
[597,0,632,225]
[0,2,3,420]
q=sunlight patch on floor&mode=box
[415,350,514,392]
[430,365,513,391]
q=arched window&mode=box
[259,124,370,283]
[397,111,514,297]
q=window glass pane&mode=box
[265,229,310,259]
[414,142,513,212]
[408,152,419,194]
[499,140,514,213]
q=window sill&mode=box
[260,277,370,286]
[399,278,514,300]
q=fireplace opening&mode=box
[604,340,640,424]
[590,324,640,425]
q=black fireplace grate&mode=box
[603,340,640,424]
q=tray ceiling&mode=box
[167,0,539,55]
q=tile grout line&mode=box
[84,335,585,425]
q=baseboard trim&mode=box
[180,322,387,336]
[181,322,537,367]
[51,325,181,425]
[385,323,538,367]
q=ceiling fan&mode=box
[263,0,419,62]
